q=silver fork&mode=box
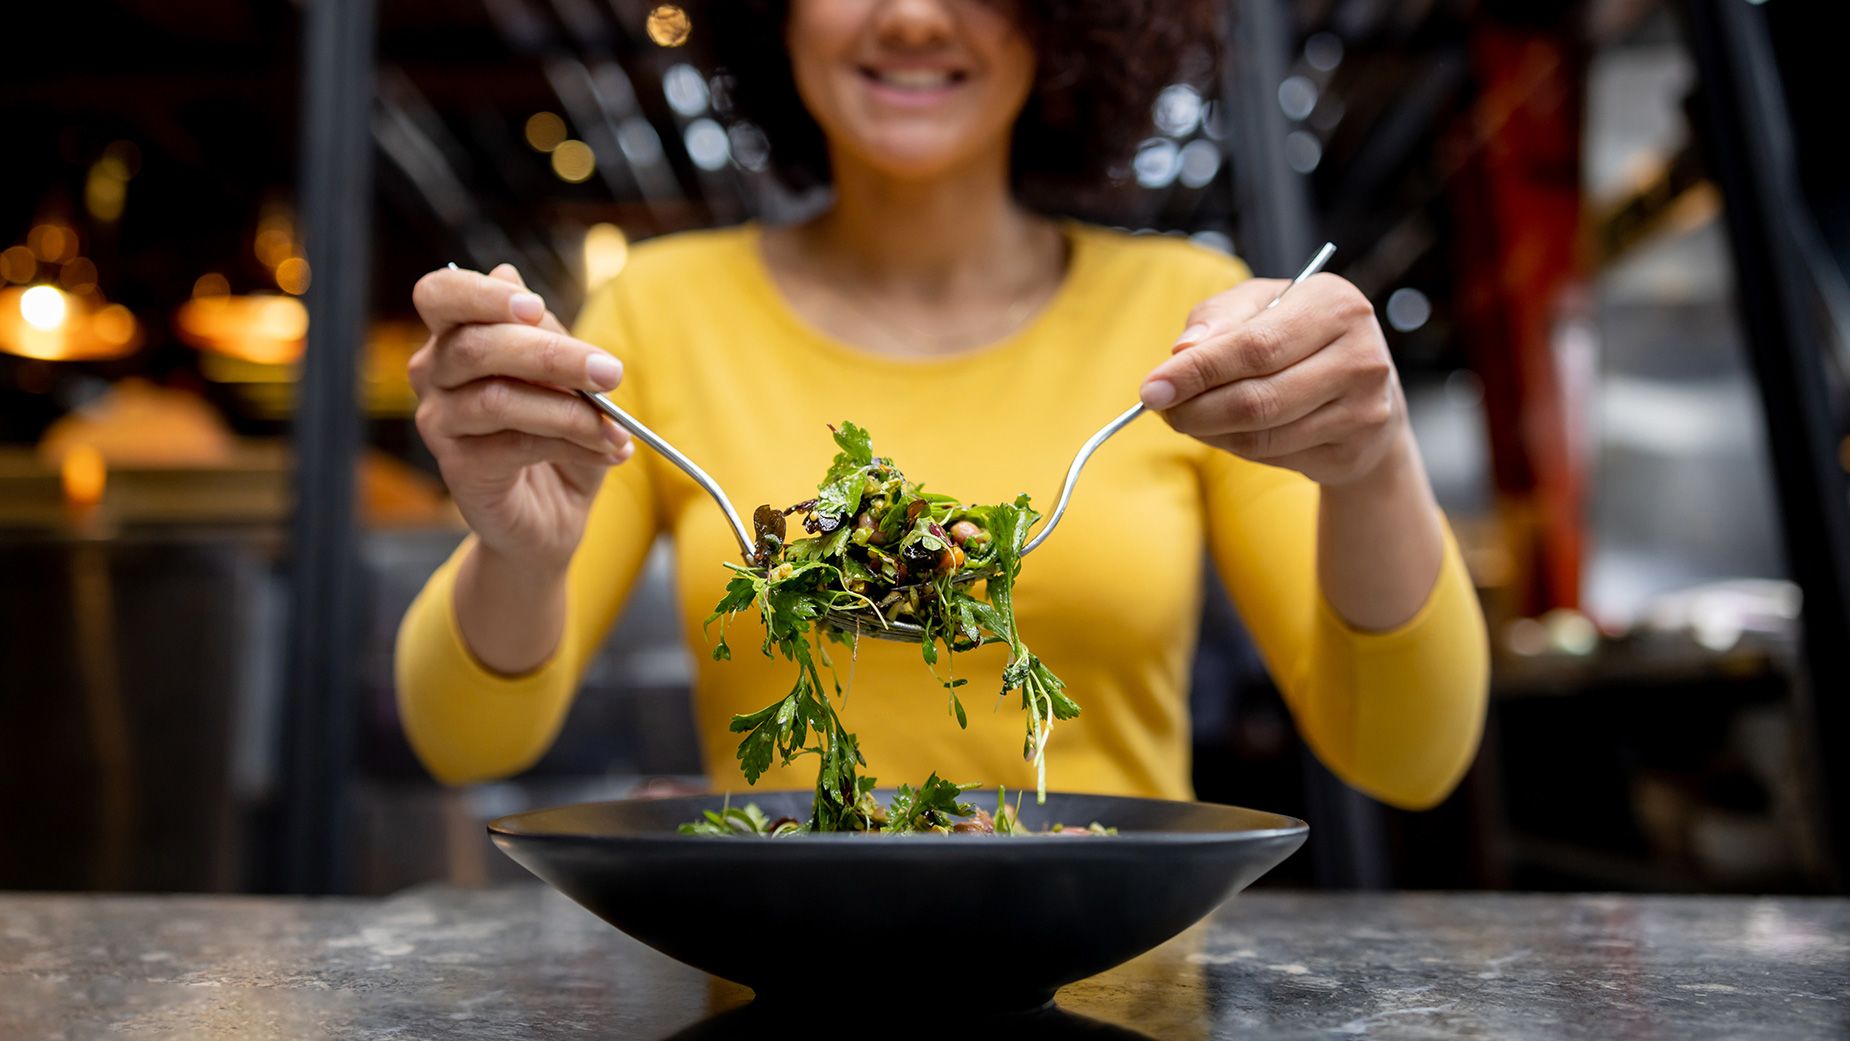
[450,243,1336,645]
[823,241,1337,643]
[445,262,760,561]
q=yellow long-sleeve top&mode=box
[395,222,1488,809]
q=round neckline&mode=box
[734,218,1097,374]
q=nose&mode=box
[870,0,955,49]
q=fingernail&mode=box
[1140,379,1177,410]
[1172,323,1210,350]
[510,292,545,322]
[602,419,626,446]
[586,352,622,390]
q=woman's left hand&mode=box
[1138,274,1407,487]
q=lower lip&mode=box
[859,72,963,109]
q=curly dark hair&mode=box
[694,0,1221,207]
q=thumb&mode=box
[486,263,566,333]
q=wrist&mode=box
[466,538,572,598]
[1322,418,1423,503]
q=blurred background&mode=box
[2,0,1846,898]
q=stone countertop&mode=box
[1,886,1844,1040]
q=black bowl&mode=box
[489,790,1306,1013]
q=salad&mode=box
[687,422,1096,836]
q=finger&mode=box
[1144,274,1363,407]
[430,322,623,393]
[1169,329,1391,436]
[451,429,632,472]
[486,264,571,334]
[1199,397,1359,460]
[412,267,549,333]
[435,378,629,455]
[1147,316,1346,421]
[1171,278,1288,353]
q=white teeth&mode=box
[876,69,954,90]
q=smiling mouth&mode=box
[860,67,967,91]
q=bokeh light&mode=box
[276,257,312,296]
[1153,84,1203,137]
[92,304,136,347]
[551,139,597,182]
[1,246,36,284]
[663,63,710,117]
[728,122,771,172]
[684,119,730,171]
[1132,138,1181,189]
[60,257,98,294]
[86,157,129,222]
[646,4,691,47]
[617,118,665,166]
[61,444,107,509]
[176,293,310,365]
[28,224,77,264]
[1386,287,1433,333]
[524,111,567,153]
[1177,139,1221,189]
[0,287,141,361]
[1278,76,1319,122]
[1305,32,1345,73]
[21,285,69,331]
[1285,130,1323,173]
[193,272,231,298]
[583,223,629,289]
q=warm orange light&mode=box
[583,223,629,288]
[21,285,68,331]
[525,112,567,152]
[93,304,136,347]
[175,293,309,365]
[0,287,142,361]
[86,159,128,222]
[1,246,36,284]
[61,444,107,509]
[255,208,297,270]
[646,4,691,46]
[193,272,231,298]
[61,257,98,294]
[551,139,596,183]
[275,257,312,296]
[256,230,294,270]
[28,224,77,264]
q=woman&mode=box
[395,0,1488,809]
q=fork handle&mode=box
[1019,242,1337,559]
[577,389,757,562]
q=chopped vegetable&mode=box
[695,422,1081,834]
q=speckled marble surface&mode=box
[1,886,1844,1040]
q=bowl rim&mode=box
[487,790,1310,846]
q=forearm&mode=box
[394,548,581,785]
[1317,422,1444,631]
[454,540,571,676]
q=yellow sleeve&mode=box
[1200,456,1489,810]
[393,278,663,785]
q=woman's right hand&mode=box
[409,264,633,575]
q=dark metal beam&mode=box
[1225,0,1389,889]
[1225,0,1316,275]
[280,0,377,895]
[1678,0,1850,888]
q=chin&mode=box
[842,131,992,183]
